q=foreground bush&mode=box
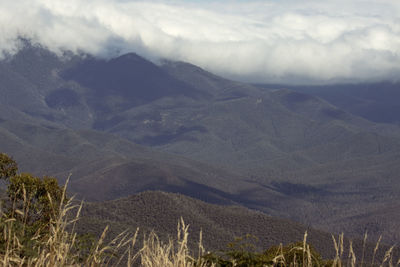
[0,153,139,265]
[201,234,326,266]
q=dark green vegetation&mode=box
[0,153,64,256]
[202,240,327,266]
[0,153,140,265]
[1,42,400,246]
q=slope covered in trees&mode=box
[1,44,400,244]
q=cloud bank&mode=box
[1,0,400,84]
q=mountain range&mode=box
[1,42,400,245]
[258,83,400,125]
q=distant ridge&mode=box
[258,83,400,124]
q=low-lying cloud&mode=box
[1,0,400,84]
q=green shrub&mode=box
[201,233,326,266]
[0,153,138,265]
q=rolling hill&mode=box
[79,190,397,261]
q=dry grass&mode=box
[0,179,140,266]
[0,180,210,266]
[140,218,211,267]
[0,181,399,266]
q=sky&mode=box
[1,0,400,84]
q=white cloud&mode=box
[1,0,400,84]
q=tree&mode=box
[0,153,65,256]
[0,153,17,180]
[0,153,134,265]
